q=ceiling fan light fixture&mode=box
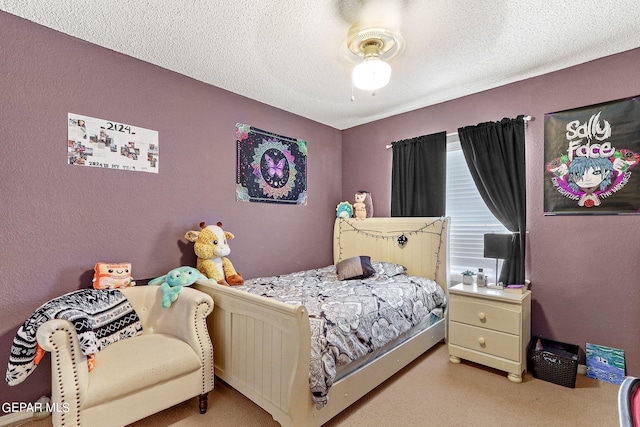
[352,56,391,91]
[345,26,404,92]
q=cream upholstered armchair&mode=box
[36,286,214,427]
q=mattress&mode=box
[234,262,447,408]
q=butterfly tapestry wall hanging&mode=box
[236,124,307,205]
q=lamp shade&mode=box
[483,233,512,259]
[352,57,391,90]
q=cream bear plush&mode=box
[353,191,374,220]
[185,221,244,286]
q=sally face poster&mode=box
[544,96,640,215]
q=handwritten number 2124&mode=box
[106,122,134,134]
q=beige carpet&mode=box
[23,343,620,426]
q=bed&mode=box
[194,217,450,427]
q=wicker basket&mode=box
[528,336,579,388]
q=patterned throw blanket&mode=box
[6,288,142,386]
[235,262,447,409]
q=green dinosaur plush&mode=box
[148,266,206,308]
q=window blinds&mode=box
[446,140,508,284]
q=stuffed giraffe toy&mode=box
[185,221,244,286]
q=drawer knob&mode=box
[477,312,486,320]
[478,337,485,345]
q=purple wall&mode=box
[0,12,342,405]
[342,48,640,375]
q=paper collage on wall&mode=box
[68,113,159,173]
[544,95,640,214]
[236,123,307,205]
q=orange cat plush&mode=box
[92,262,134,289]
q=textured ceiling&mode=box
[2,0,640,129]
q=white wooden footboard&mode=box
[194,280,312,427]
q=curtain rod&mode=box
[385,115,532,149]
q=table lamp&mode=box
[483,233,512,287]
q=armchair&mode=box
[36,286,214,427]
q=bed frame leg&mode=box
[199,393,208,414]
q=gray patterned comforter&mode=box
[235,262,447,408]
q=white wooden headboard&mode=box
[333,217,450,291]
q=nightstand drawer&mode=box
[449,322,520,361]
[449,296,521,335]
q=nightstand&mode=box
[448,283,531,383]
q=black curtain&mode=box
[458,116,526,285]
[391,131,446,217]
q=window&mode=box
[446,137,508,286]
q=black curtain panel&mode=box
[458,116,526,285]
[391,131,447,217]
